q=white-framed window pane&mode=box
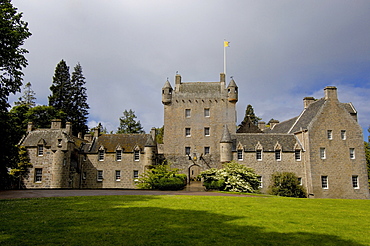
[99,150,104,161]
[352,175,359,189]
[341,130,346,140]
[204,127,210,136]
[35,168,42,182]
[321,176,328,189]
[204,108,210,117]
[257,176,263,188]
[97,170,103,181]
[185,128,191,137]
[237,149,243,160]
[298,177,302,186]
[327,130,332,140]
[204,147,210,155]
[185,109,191,118]
[256,150,262,161]
[275,150,281,161]
[116,150,122,161]
[295,150,301,161]
[38,145,43,156]
[133,170,139,181]
[349,148,355,159]
[134,150,140,161]
[116,170,121,181]
[185,147,191,155]
[320,148,326,159]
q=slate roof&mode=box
[83,134,154,153]
[178,82,223,96]
[233,133,301,152]
[20,129,73,147]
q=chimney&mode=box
[269,120,279,129]
[94,124,101,138]
[84,134,93,142]
[175,74,181,91]
[303,97,315,109]
[258,121,266,131]
[27,122,33,133]
[65,122,72,135]
[150,127,156,143]
[51,119,62,129]
[324,86,338,101]
[220,73,226,89]
[78,132,82,139]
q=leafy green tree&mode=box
[200,161,260,193]
[137,163,187,190]
[117,109,144,133]
[155,126,164,144]
[14,82,36,108]
[70,63,89,135]
[9,104,29,140]
[240,104,261,126]
[25,105,67,129]
[0,0,31,189]
[269,172,307,198]
[48,60,73,115]
[9,145,32,189]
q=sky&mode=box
[9,0,370,140]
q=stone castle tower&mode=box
[162,73,238,179]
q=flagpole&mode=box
[224,40,226,75]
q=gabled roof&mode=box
[237,116,263,133]
[233,133,301,152]
[20,129,73,147]
[178,82,223,97]
[83,134,154,153]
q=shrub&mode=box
[137,163,187,191]
[269,172,307,198]
[199,161,260,193]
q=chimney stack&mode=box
[51,119,62,129]
[303,97,315,109]
[324,86,338,101]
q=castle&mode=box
[19,73,370,199]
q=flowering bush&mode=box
[199,161,260,193]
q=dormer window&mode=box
[58,139,62,147]
[38,145,44,156]
[134,150,140,161]
[275,150,281,161]
[98,150,104,161]
[256,150,262,161]
[116,150,122,161]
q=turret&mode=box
[227,78,238,103]
[162,79,173,105]
[220,125,233,163]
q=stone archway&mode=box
[188,164,201,182]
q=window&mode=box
[133,170,139,181]
[327,130,333,140]
[350,148,355,159]
[185,109,191,118]
[341,130,346,140]
[256,150,262,161]
[185,128,191,137]
[82,172,87,180]
[116,150,122,161]
[98,150,104,161]
[97,170,103,181]
[204,108,210,117]
[321,176,328,189]
[237,149,243,160]
[298,177,302,186]
[204,127,210,136]
[38,145,43,156]
[185,147,191,155]
[204,147,210,155]
[275,150,281,161]
[257,176,263,188]
[34,168,42,182]
[116,170,121,181]
[320,148,326,159]
[134,150,140,161]
[295,150,301,161]
[352,175,359,189]
[58,139,62,147]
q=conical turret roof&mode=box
[220,125,232,143]
[162,80,172,89]
[227,78,237,88]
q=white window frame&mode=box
[275,150,281,161]
[133,170,139,181]
[134,150,140,161]
[321,176,328,189]
[257,176,263,188]
[237,149,243,160]
[204,146,210,155]
[204,108,210,117]
[185,109,191,118]
[327,130,333,140]
[298,177,302,186]
[341,130,346,140]
[256,150,262,161]
[204,127,210,136]
[352,175,359,189]
[349,148,355,159]
[320,148,326,159]
[34,168,42,183]
[97,170,103,181]
[185,128,191,137]
[116,150,122,161]
[185,147,191,156]
[38,145,43,156]
[115,170,121,181]
[98,150,104,161]
[295,150,301,161]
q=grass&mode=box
[1,195,370,245]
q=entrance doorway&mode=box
[189,165,200,181]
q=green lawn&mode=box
[1,195,369,245]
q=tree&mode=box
[0,0,31,189]
[240,104,261,126]
[15,82,36,107]
[48,60,73,114]
[8,145,32,189]
[25,105,66,129]
[155,126,164,144]
[268,172,307,198]
[117,109,144,133]
[70,63,89,135]
[365,141,370,187]
[199,161,260,193]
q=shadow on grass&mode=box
[0,195,365,246]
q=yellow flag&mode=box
[224,41,230,47]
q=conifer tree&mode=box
[240,104,261,126]
[70,63,89,135]
[48,60,72,114]
[15,82,36,107]
[117,109,145,134]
